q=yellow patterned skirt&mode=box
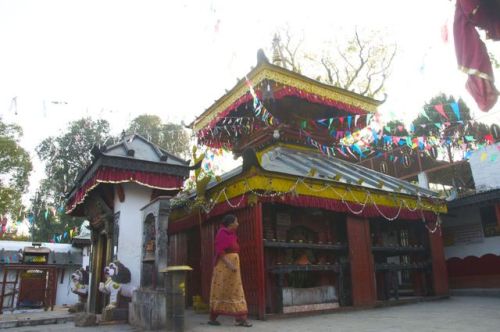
[209,253,248,317]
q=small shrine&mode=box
[169,52,449,318]
[66,134,191,327]
[0,241,84,313]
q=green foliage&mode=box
[36,117,112,201]
[0,118,32,220]
[32,117,112,242]
[0,233,31,241]
[127,114,191,159]
[30,179,84,242]
[412,94,469,137]
[385,120,409,136]
[412,94,489,139]
[31,115,190,242]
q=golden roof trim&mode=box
[193,63,382,132]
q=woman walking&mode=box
[208,214,252,327]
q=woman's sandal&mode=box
[208,320,221,326]
[235,320,253,327]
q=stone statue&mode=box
[69,267,89,312]
[98,261,135,310]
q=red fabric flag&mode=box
[338,117,345,128]
[454,0,500,112]
[434,104,449,120]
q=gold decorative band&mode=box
[194,66,380,131]
[208,172,446,213]
[458,65,494,81]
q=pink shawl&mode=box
[454,0,500,112]
[214,226,240,263]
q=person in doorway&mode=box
[208,214,252,327]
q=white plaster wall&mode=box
[0,241,84,307]
[113,182,152,289]
[469,142,500,190]
[0,270,21,308]
[82,246,90,270]
[0,241,80,254]
[444,237,500,259]
[55,267,79,306]
[443,205,500,259]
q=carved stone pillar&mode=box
[130,197,172,330]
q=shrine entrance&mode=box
[88,219,114,314]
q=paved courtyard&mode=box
[4,296,500,332]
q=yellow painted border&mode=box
[193,63,381,132]
[171,168,447,221]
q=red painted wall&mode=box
[347,215,376,306]
[447,254,500,288]
[429,229,449,295]
[200,206,265,317]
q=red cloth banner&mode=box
[188,193,438,223]
[454,0,499,112]
[66,166,185,213]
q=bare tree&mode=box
[271,27,397,99]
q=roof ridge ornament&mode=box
[257,49,269,65]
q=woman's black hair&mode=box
[222,214,237,227]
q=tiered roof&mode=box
[193,55,382,154]
[66,134,190,215]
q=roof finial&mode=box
[257,49,269,65]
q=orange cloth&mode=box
[209,253,248,317]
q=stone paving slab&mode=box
[3,297,500,331]
[0,307,74,329]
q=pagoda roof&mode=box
[171,145,445,225]
[101,134,188,165]
[257,145,438,198]
[66,134,190,214]
[192,60,383,133]
[202,145,437,198]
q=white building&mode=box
[442,142,500,289]
[65,134,191,326]
[0,241,84,311]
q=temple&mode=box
[64,51,451,324]
[66,134,191,327]
[169,52,449,318]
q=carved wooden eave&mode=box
[69,155,190,196]
[169,146,447,229]
[66,134,192,216]
[191,61,383,134]
[83,194,114,230]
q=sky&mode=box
[0,0,499,203]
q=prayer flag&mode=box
[434,104,449,120]
[451,102,461,121]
